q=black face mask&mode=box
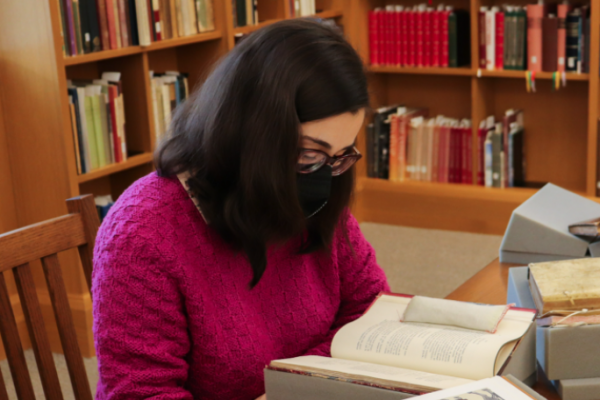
[296,166,332,218]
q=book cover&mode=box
[134,0,151,45]
[495,11,504,70]
[415,6,424,67]
[542,15,558,72]
[105,0,119,48]
[128,0,139,45]
[96,0,111,50]
[197,0,215,32]
[152,0,162,41]
[112,0,123,47]
[77,0,91,53]
[526,4,544,72]
[448,10,457,68]
[431,8,441,67]
[566,9,580,72]
[423,8,432,67]
[440,9,449,67]
[188,0,198,34]
[407,8,416,67]
[84,88,100,169]
[479,7,487,68]
[557,4,570,72]
[75,87,92,172]
[394,6,402,66]
[401,8,409,66]
[477,120,486,185]
[236,0,246,27]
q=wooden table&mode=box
[446,258,559,400]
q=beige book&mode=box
[174,0,185,37]
[269,294,534,395]
[187,0,198,34]
[529,258,600,313]
[169,0,179,38]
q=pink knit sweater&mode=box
[92,172,389,399]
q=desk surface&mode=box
[446,258,559,400]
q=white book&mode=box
[485,9,496,70]
[135,0,151,46]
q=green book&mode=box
[72,0,84,56]
[90,88,107,167]
[448,12,457,67]
[503,9,515,69]
[515,8,527,70]
[83,89,99,169]
[97,85,114,165]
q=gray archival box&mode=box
[500,183,600,264]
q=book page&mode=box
[413,376,534,399]
[331,295,534,381]
[270,355,473,392]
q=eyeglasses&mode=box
[297,146,362,176]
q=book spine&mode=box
[395,8,402,66]
[441,11,449,67]
[484,132,492,187]
[112,0,123,47]
[431,124,439,182]
[377,9,385,65]
[398,116,408,181]
[465,125,472,184]
[188,0,198,34]
[91,95,106,167]
[118,0,130,46]
[485,10,495,70]
[542,17,558,72]
[566,12,580,72]
[423,9,431,67]
[236,0,246,27]
[401,10,408,66]
[366,124,375,177]
[416,8,424,67]
[71,0,85,55]
[502,11,512,69]
[527,4,544,72]
[78,0,91,53]
[389,115,399,181]
[152,0,163,40]
[492,124,502,187]
[495,11,504,70]
[96,0,111,50]
[128,0,139,45]
[448,12,457,68]
[57,0,70,56]
[108,86,121,162]
[64,0,78,55]
[170,0,180,37]
[369,10,379,66]
[477,126,485,185]
[431,10,440,67]
[479,10,486,68]
[105,0,118,48]
[557,5,568,72]
[408,10,416,66]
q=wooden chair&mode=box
[0,195,100,400]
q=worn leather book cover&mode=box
[529,258,600,313]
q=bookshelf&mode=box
[349,0,600,235]
[0,0,347,358]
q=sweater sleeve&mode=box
[92,206,192,400]
[303,211,390,357]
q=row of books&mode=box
[58,0,215,56]
[368,5,471,68]
[480,3,590,73]
[478,110,525,188]
[150,71,190,140]
[367,106,474,184]
[67,72,128,174]
[232,0,258,27]
[288,0,318,18]
[367,106,526,187]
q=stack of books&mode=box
[476,110,525,188]
[150,71,189,140]
[367,106,473,184]
[368,5,470,68]
[57,0,215,56]
[67,72,128,174]
[480,3,590,73]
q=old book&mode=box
[529,258,600,314]
[569,217,600,238]
[566,9,580,72]
[542,15,558,72]
[484,8,495,70]
[268,294,534,396]
[537,313,600,327]
[134,0,151,45]
[557,3,570,72]
[526,4,544,72]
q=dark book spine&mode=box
[78,0,92,53]
[57,0,71,55]
[542,17,558,72]
[96,0,111,50]
[379,120,390,179]
[566,11,580,72]
[63,0,78,55]
[128,0,139,45]
[448,12,457,67]
[584,12,590,73]
[373,118,380,178]
[511,127,525,187]
[456,10,470,67]
[72,0,84,54]
[366,123,375,178]
[236,0,246,27]
[85,0,102,51]
[516,9,527,70]
[68,88,87,173]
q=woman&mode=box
[93,19,389,400]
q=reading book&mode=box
[267,294,535,395]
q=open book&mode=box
[268,294,535,395]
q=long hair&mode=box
[155,19,369,287]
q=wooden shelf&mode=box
[63,30,222,66]
[77,152,154,184]
[313,9,343,19]
[368,66,474,76]
[479,69,589,81]
[232,10,344,36]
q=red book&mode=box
[440,9,450,67]
[378,9,386,65]
[401,9,409,66]
[423,9,432,67]
[477,121,486,185]
[395,7,402,66]
[439,123,450,182]
[105,0,119,49]
[431,9,441,67]
[495,11,504,70]
[369,10,380,66]
[118,0,130,47]
[479,8,487,68]
[152,0,162,41]
[95,0,110,50]
[416,8,424,67]
[107,85,122,163]
[407,9,416,67]
[147,0,155,42]
[463,124,473,184]
[527,4,545,72]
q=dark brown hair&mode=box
[155,19,369,287]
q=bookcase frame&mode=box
[348,0,600,235]
[0,0,345,358]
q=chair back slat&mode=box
[66,196,101,292]
[0,369,10,400]
[0,272,35,400]
[41,254,93,400]
[0,215,86,273]
[13,263,64,400]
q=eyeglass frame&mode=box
[296,146,362,176]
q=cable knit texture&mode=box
[93,172,389,400]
